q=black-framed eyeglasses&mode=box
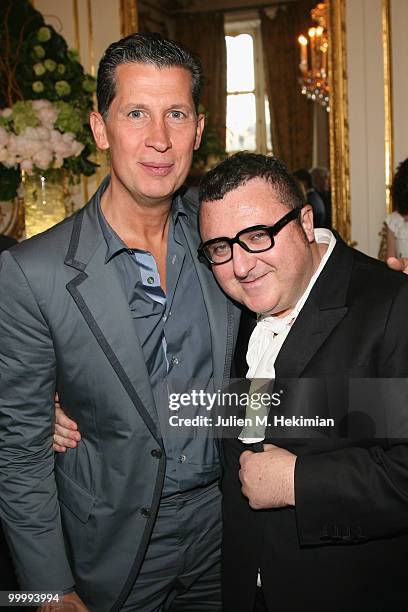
[198,206,301,265]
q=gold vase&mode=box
[23,171,68,239]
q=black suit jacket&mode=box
[222,237,408,612]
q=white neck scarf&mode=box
[246,229,336,380]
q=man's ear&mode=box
[90,111,110,151]
[194,113,205,151]
[299,204,315,242]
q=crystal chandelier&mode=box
[298,2,329,110]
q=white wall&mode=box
[347,0,385,257]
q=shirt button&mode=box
[171,356,179,366]
[147,276,155,285]
[151,448,162,458]
[178,454,187,463]
[140,507,151,518]
[162,315,167,322]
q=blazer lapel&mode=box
[275,236,353,379]
[232,308,257,378]
[65,198,162,445]
[275,298,348,378]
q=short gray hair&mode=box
[97,32,203,119]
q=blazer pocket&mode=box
[55,465,96,524]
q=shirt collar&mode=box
[171,192,188,224]
[97,186,188,264]
[97,198,129,263]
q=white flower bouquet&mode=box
[0,100,85,174]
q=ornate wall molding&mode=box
[382,0,394,215]
[120,0,138,37]
[327,0,351,242]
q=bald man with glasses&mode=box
[198,152,408,612]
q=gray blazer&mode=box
[0,183,240,611]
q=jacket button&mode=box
[151,448,162,458]
[140,507,151,518]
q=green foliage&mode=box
[44,59,56,72]
[37,26,51,42]
[54,101,83,134]
[33,62,46,76]
[11,100,38,133]
[192,106,226,171]
[54,80,71,97]
[0,0,98,198]
[32,81,44,93]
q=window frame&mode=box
[225,18,271,154]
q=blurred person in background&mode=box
[385,158,408,260]
[311,166,331,229]
[293,168,326,228]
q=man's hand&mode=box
[387,256,408,274]
[53,394,81,453]
[239,444,297,510]
[39,591,89,611]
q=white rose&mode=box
[32,99,50,111]
[50,129,62,143]
[33,148,53,170]
[62,132,75,143]
[37,106,58,128]
[7,134,18,154]
[24,127,38,140]
[19,135,42,158]
[53,140,70,156]
[37,126,51,140]
[20,159,34,173]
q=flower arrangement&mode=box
[0,100,85,173]
[0,0,98,201]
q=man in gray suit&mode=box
[0,34,239,611]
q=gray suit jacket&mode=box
[0,182,240,611]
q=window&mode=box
[225,21,272,154]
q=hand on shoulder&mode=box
[387,256,408,273]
